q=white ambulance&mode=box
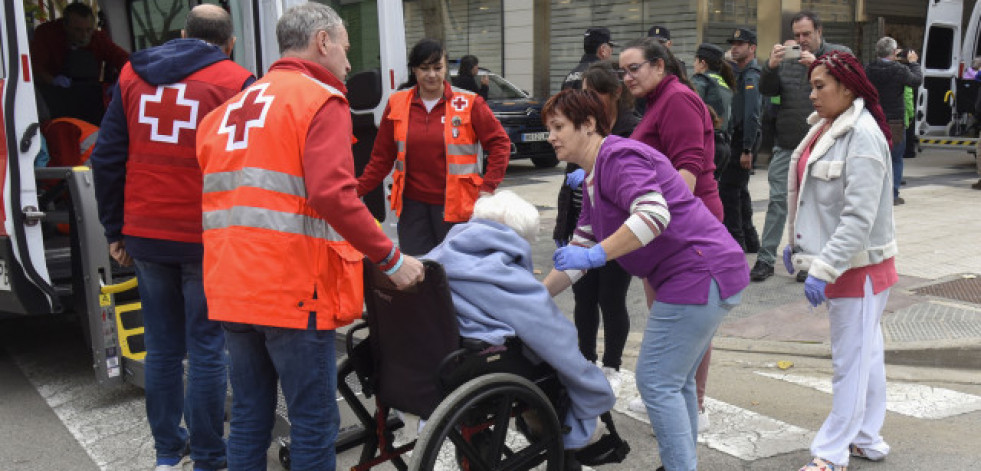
[1,0,406,388]
[916,0,981,141]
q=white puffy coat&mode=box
[786,98,898,283]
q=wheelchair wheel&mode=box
[409,373,564,471]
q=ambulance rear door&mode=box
[0,1,57,316]
[916,0,963,136]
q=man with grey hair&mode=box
[91,5,253,470]
[866,36,921,205]
[196,3,425,469]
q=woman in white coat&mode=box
[783,51,897,471]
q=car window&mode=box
[485,74,526,100]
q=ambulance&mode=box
[916,0,981,148]
[0,0,406,388]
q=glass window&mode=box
[925,26,954,70]
[313,0,381,77]
[403,0,503,73]
[127,0,216,51]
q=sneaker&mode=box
[627,396,646,414]
[796,270,808,283]
[750,260,774,282]
[697,408,710,433]
[894,196,905,205]
[154,462,185,471]
[972,179,981,190]
[849,443,888,461]
[601,366,622,395]
[799,456,847,470]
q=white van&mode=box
[916,0,981,137]
[1,0,406,387]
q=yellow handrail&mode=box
[101,276,138,294]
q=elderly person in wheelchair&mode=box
[341,189,628,471]
[424,190,619,447]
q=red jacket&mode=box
[357,82,510,205]
[116,60,252,243]
[30,19,129,84]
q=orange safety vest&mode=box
[388,87,483,222]
[196,70,364,330]
[44,117,99,165]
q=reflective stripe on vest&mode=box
[203,206,344,241]
[203,167,307,198]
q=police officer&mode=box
[562,27,618,90]
[720,28,762,253]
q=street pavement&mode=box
[1,146,980,470]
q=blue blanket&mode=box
[424,219,616,448]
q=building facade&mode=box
[402,0,934,97]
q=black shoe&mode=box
[894,196,905,205]
[796,270,808,283]
[901,179,907,185]
[750,260,774,282]
[972,179,981,190]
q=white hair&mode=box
[875,36,897,59]
[471,190,540,243]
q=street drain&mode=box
[912,275,981,305]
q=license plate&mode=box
[522,132,549,142]
[0,259,10,291]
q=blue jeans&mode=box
[224,315,339,471]
[758,146,792,265]
[891,129,906,198]
[635,280,742,471]
[134,260,227,470]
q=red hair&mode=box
[542,89,612,136]
[809,51,892,147]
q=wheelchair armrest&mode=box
[345,321,370,358]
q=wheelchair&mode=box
[278,260,630,470]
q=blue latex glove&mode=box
[554,239,568,248]
[783,245,795,274]
[565,169,586,189]
[52,75,72,88]
[803,275,828,307]
[553,244,606,271]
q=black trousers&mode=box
[396,197,457,256]
[572,260,632,370]
[718,135,759,251]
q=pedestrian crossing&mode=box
[612,368,981,462]
[9,341,981,470]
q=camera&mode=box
[783,45,802,61]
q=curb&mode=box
[714,336,981,370]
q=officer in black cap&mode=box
[647,25,672,47]
[561,27,618,90]
[719,27,763,253]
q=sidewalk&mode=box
[715,146,981,370]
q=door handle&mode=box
[22,205,45,226]
[19,122,39,153]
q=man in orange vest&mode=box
[90,5,254,471]
[196,4,424,469]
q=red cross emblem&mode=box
[218,83,275,151]
[451,95,469,112]
[138,84,199,143]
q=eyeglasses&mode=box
[617,61,654,80]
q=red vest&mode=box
[117,60,251,243]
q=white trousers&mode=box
[810,276,891,466]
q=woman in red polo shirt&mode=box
[357,39,510,255]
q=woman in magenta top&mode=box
[618,37,723,427]
[619,38,723,220]
[785,51,897,471]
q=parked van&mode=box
[1,0,406,387]
[917,0,981,137]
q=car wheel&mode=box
[531,156,559,168]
